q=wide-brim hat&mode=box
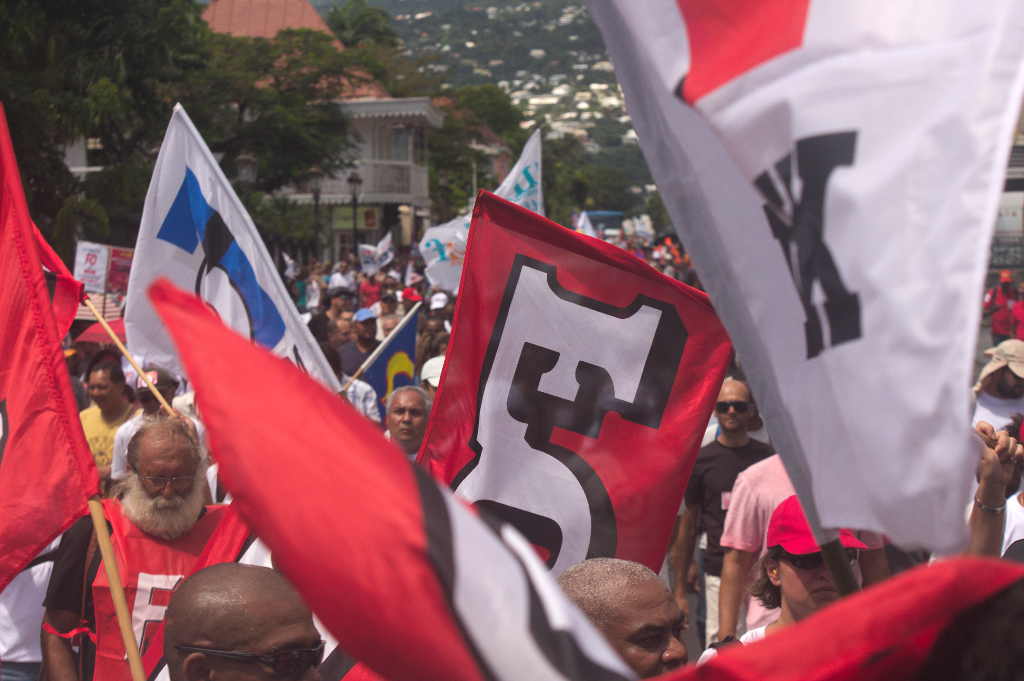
[978,339,1024,385]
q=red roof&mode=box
[202,0,389,98]
[203,0,334,39]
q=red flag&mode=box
[665,558,1024,681]
[0,103,99,591]
[148,278,634,681]
[33,221,83,339]
[420,192,732,573]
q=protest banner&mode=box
[148,278,635,681]
[125,104,340,391]
[73,240,110,293]
[589,1,1024,553]
[421,192,732,574]
[420,129,543,291]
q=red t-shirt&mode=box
[359,280,382,308]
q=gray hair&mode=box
[557,558,661,628]
[126,415,202,471]
[386,385,432,415]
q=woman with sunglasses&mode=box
[697,494,866,664]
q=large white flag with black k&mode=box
[589,2,1024,552]
[126,104,340,392]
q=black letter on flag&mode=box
[754,132,861,358]
[456,256,686,571]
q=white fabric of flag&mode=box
[358,232,395,275]
[125,104,340,392]
[420,129,543,291]
[589,1,1024,553]
[576,211,598,238]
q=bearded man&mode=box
[42,417,249,681]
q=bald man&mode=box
[558,558,687,677]
[164,564,323,681]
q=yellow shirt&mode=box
[79,404,137,469]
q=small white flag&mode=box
[125,104,340,392]
[358,232,395,275]
[575,211,598,238]
[590,1,1024,553]
[420,129,544,291]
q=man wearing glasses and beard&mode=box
[42,418,248,681]
[669,378,773,650]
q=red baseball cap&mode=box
[766,495,867,555]
[402,287,423,303]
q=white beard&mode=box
[120,462,208,540]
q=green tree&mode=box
[0,0,210,245]
[325,0,400,48]
[453,85,525,141]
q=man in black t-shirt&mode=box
[338,308,381,377]
[669,378,772,649]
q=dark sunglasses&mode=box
[175,640,324,678]
[781,548,859,571]
[715,400,749,413]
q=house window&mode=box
[389,126,411,161]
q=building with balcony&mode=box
[202,0,444,258]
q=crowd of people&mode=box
[6,234,1024,681]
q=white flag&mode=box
[590,1,1024,553]
[358,232,395,275]
[125,104,340,392]
[420,129,543,291]
[576,211,598,238]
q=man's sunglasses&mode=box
[715,400,749,413]
[781,548,859,571]
[176,640,324,678]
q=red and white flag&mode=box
[0,103,99,591]
[589,1,1024,552]
[421,192,731,574]
[148,278,635,681]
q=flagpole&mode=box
[341,301,422,393]
[83,296,175,416]
[87,498,147,681]
[819,539,859,596]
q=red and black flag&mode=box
[420,192,732,574]
[670,558,1024,681]
[148,278,636,681]
[0,103,99,591]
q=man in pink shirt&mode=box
[717,454,889,639]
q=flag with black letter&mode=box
[0,103,99,591]
[125,104,340,391]
[419,129,543,291]
[588,1,1024,552]
[420,192,731,574]
[146,277,635,681]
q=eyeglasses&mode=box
[136,473,194,492]
[715,400,749,413]
[175,640,324,678]
[781,548,859,571]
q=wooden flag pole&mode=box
[83,296,174,416]
[340,301,423,394]
[87,498,147,681]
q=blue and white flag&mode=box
[420,129,543,292]
[362,305,419,412]
[358,232,395,275]
[126,104,340,392]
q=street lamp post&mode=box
[311,177,322,262]
[348,170,363,262]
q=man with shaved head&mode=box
[558,558,687,677]
[42,418,250,681]
[164,564,323,681]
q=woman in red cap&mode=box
[698,494,866,663]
